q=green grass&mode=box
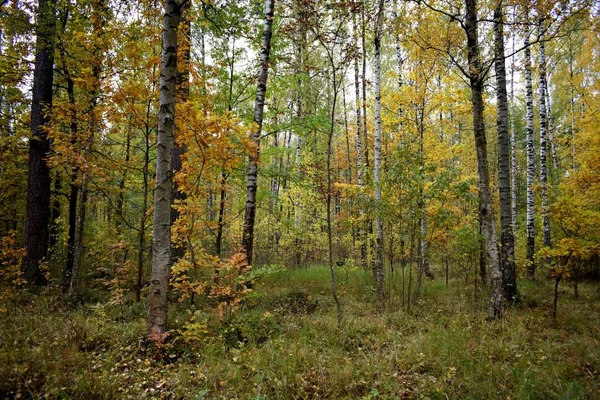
[1,266,599,399]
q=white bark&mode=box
[373,0,385,301]
[353,11,367,269]
[510,5,517,235]
[147,0,182,335]
[524,33,536,278]
[538,18,551,249]
[465,0,503,319]
[241,0,275,266]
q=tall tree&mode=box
[353,9,368,270]
[373,0,386,302]
[510,5,517,238]
[241,0,275,267]
[524,32,536,279]
[147,0,184,336]
[538,16,551,251]
[21,0,56,285]
[494,0,517,301]
[68,0,107,298]
[171,0,191,263]
[465,0,503,318]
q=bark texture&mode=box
[465,0,503,319]
[510,5,517,237]
[171,0,191,263]
[524,33,536,280]
[353,11,367,268]
[538,18,551,250]
[373,0,386,302]
[147,0,182,336]
[22,0,56,285]
[353,12,368,270]
[241,0,275,266]
[494,0,517,301]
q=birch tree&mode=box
[538,17,551,251]
[241,0,275,267]
[510,5,517,236]
[373,0,386,302]
[353,9,368,270]
[465,0,503,318]
[494,0,516,301]
[524,32,536,279]
[147,0,184,336]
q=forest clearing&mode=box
[1,0,600,398]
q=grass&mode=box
[1,265,599,399]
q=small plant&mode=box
[0,232,27,311]
[177,310,209,347]
[211,252,253,320]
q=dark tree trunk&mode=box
[171,0,191,263]
[215,172,228,258]
[136,126,151,303]
[116,127,131,234]
[49,175,61,247]
[68,0,105,298]
[22,0,56,285]
[63,71,78,290]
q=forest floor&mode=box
[1,265,599,399]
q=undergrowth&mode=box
[0,266,599,399]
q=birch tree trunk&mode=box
[465,0,503,319]
[22,0,56,285]
[538,18,551,250]
[361,2,374,268]
[373,0,386,302]
[147,0,182,336]
[510,5,517,236]
[241,0,275,267]
[524,33,536,280]
[494,0,517,301]
[353,11,368,270]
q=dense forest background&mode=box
[1,0,600,398]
